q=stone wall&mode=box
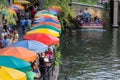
[72,3,108,17]
[71,2,110,25]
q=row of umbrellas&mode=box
[0,6,62,80]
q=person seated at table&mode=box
[94,16,100,24]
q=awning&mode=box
[14,0,30,4]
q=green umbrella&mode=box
[0,56,31,72]
[31,25,61,33]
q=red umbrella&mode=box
[23,33,59,45]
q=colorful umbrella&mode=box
[0,66,26,80]
[9,8,16,15]
[0,47,37,62]
[11,5,21,11]
[0,56,31,72]
[33,18,60,24]
[24,33,59,45]
[11,40,48,53]
[12,4,25,10]
[35,14,57,18]
[32,22,61,29]
[14,0,30,4]
[31,25,61,33]
[26,28,60,37]
[35,11,57,16]
[50,6,62,12]
[35,16,59,22]
[50,10,59,15]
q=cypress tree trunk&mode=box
[110,0,113,26]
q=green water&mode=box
[59,28,120,80]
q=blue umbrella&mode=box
[50,10,59,14]
[33,18,60,24]
[11,40,48,53]
[0,56,31,72]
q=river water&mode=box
[59,27,120,80]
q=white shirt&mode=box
[78,12,83,16]
[84,10,88,14]
[1,32,7,40]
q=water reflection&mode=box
[59,28,120,80]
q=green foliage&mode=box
[55,51,62,67]
[42,0,76,30]
[0,0,16,25]
[0,0,9,7]
[77,0,98,5]
[103,2,110,10]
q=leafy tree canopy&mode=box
[42,0,76,30]
[0,0,16,25]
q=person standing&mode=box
[78,10,83,17]
[20,17,26,33]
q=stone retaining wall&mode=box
[71,2,106,17]
[71,2,110,25]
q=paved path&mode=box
[50,66,59,80]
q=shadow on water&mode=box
[59,27,120,80]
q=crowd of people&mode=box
[0,16,19,48]
[76,8,102,26]
[27,46,55,80]
[0,4,56,80]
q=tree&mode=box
[41,0,76,31]
[0,0,16,25]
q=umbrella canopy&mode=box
[0,47,37,62]
[26,28,60,37]
[11,40,48,53]
[0,66,26,80]
[35,16,59,22]
[31,25,61,33]
[35,14,57,18]
[11,5,21,11]
[50,6,62,12]
[11,4,24,10]
[9,8,16,15]
[14,0,30,4]
[50,10,59,15]
[32,22,61,29]
[0,56,31,72]
[33,18,60,24]
[36,11,56,15]
[24,33,59,45]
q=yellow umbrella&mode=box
[26,28,60,37]
[14,0,30,4]
[35,14,57,18]
[0,66,26,80]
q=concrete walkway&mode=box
[50,66,59,80]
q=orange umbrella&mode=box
[0,47,37,62]
[32,22,61,29]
